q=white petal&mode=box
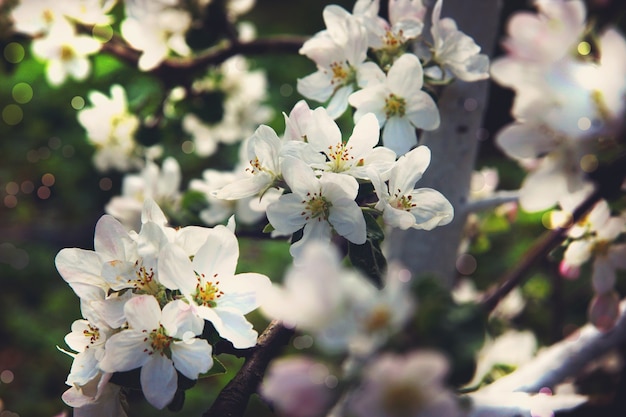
[158,243,197,293]
[99,331,149,372]
[266,193,308,235]
[382,116,417,155]
[387,53,424,94]
[141,356,177,409]
[94,215,132,259]
[217,272,271,314]
[193,225,240,282]
[213,308,258,348]
[328,198,367,244]
[171,338,213,380]
[124,294,161,331]
[307,107,343,152]
[281,156,320,197]
[408,188,454,229]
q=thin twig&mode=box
[202,320,294,417]
[463,190,519,214]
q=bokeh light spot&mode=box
[62,145,75,158]
[2,104,23,125]
[5,182,19,195]
[577,41,591,56]
[456,253,477,275]
[577,117,591,131]
[92,24,113,42]
[280,83,293,97]
[12,83,33,104]
[48,137,62,149]
[3,42,25,64]
[37,186,51,200]
[20,181,34,194]
[293,335,313,349]
[464,98,478,112]
[580,154,598,173]
[182,140,195,154]
[0,370,14,384]
[325,375,339,388]
[71,96,85,110]
[99,177,113,191]
[4,195,17,208]
[42,173,55,187]
[26,150,39,163]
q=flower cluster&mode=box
[298,0,489,154]
[56,199,270,412]
[491,0,626,212]
[214,101,454,258]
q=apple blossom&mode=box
[306,108,396,179]
[31,19,101,86]
[62,372,127,417]
[99,295,212,409]
[369,145,454,230]
[349,53,440,155]
[426,0,489,82]
[265,157,366,258]
[77,84,141,172]
[297,5,370,118]
[157,225,271,348]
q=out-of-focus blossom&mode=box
[10,2,66,35]
[260,356,337,417]
[426,0,489,82]
[349,53,440,155]
[369,145,454,230]
[348,350,461,417]
[261,242,414,354]
[31,19,101,86]
[106,157,182,231]
[62,373,127,417]
[77,84,141,172]
[121,6,191,71]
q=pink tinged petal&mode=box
[101,259,138,291]
[281,157,320,197]
[608,244,626,270]
[495,123,560,160]
[192,225,239,281]
[251,125,282,173]
[390,145,431,194]
[217,272,272,314]
[328,198,367,244]
[171,338,213,380]
[405,91,440,130]
[99,331,150,372]
[94,215,131,259]
[212,307,258,348]
[408,188,454,229]
[266,193,308,235]
[158,243,197,293]
[382,116,417,155]
[589,291,620,332]
[124,294,162,331]
[592,257,616,294]
[161,299,204,338]
[387,53,424,95]
[348,112,380,155]
[307,107,343,152]
[55,248,105,288]
[141,356,177,409]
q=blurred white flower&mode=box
[77,84,141,172]
[31,19,101,86]
[106,157,182,231]
[62,372,127,417]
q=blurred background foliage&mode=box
[0,0,624,416]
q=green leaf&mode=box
[262,222,275,233]
[348,212,387,287]
[200,355,227,378]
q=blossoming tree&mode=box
[2,0,626,416]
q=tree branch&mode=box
[463,190,519,214]
[202,320,294,417]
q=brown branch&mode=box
[202,320,294,417]
[480,149,626,313]
[100,34,307,74]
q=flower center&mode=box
[328,61,356,89]
[381,382,424,417]
[60,45,75,61]
[130,260,161,295]
[83,324,100,348]
[364,306,392,332]
[327,142,354,171]
[384,94,406,118]
[391,190,416,212]
[302,192,331,222]
[145,325,173,356]
[592,239,611,257]
[193,274,224,308]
